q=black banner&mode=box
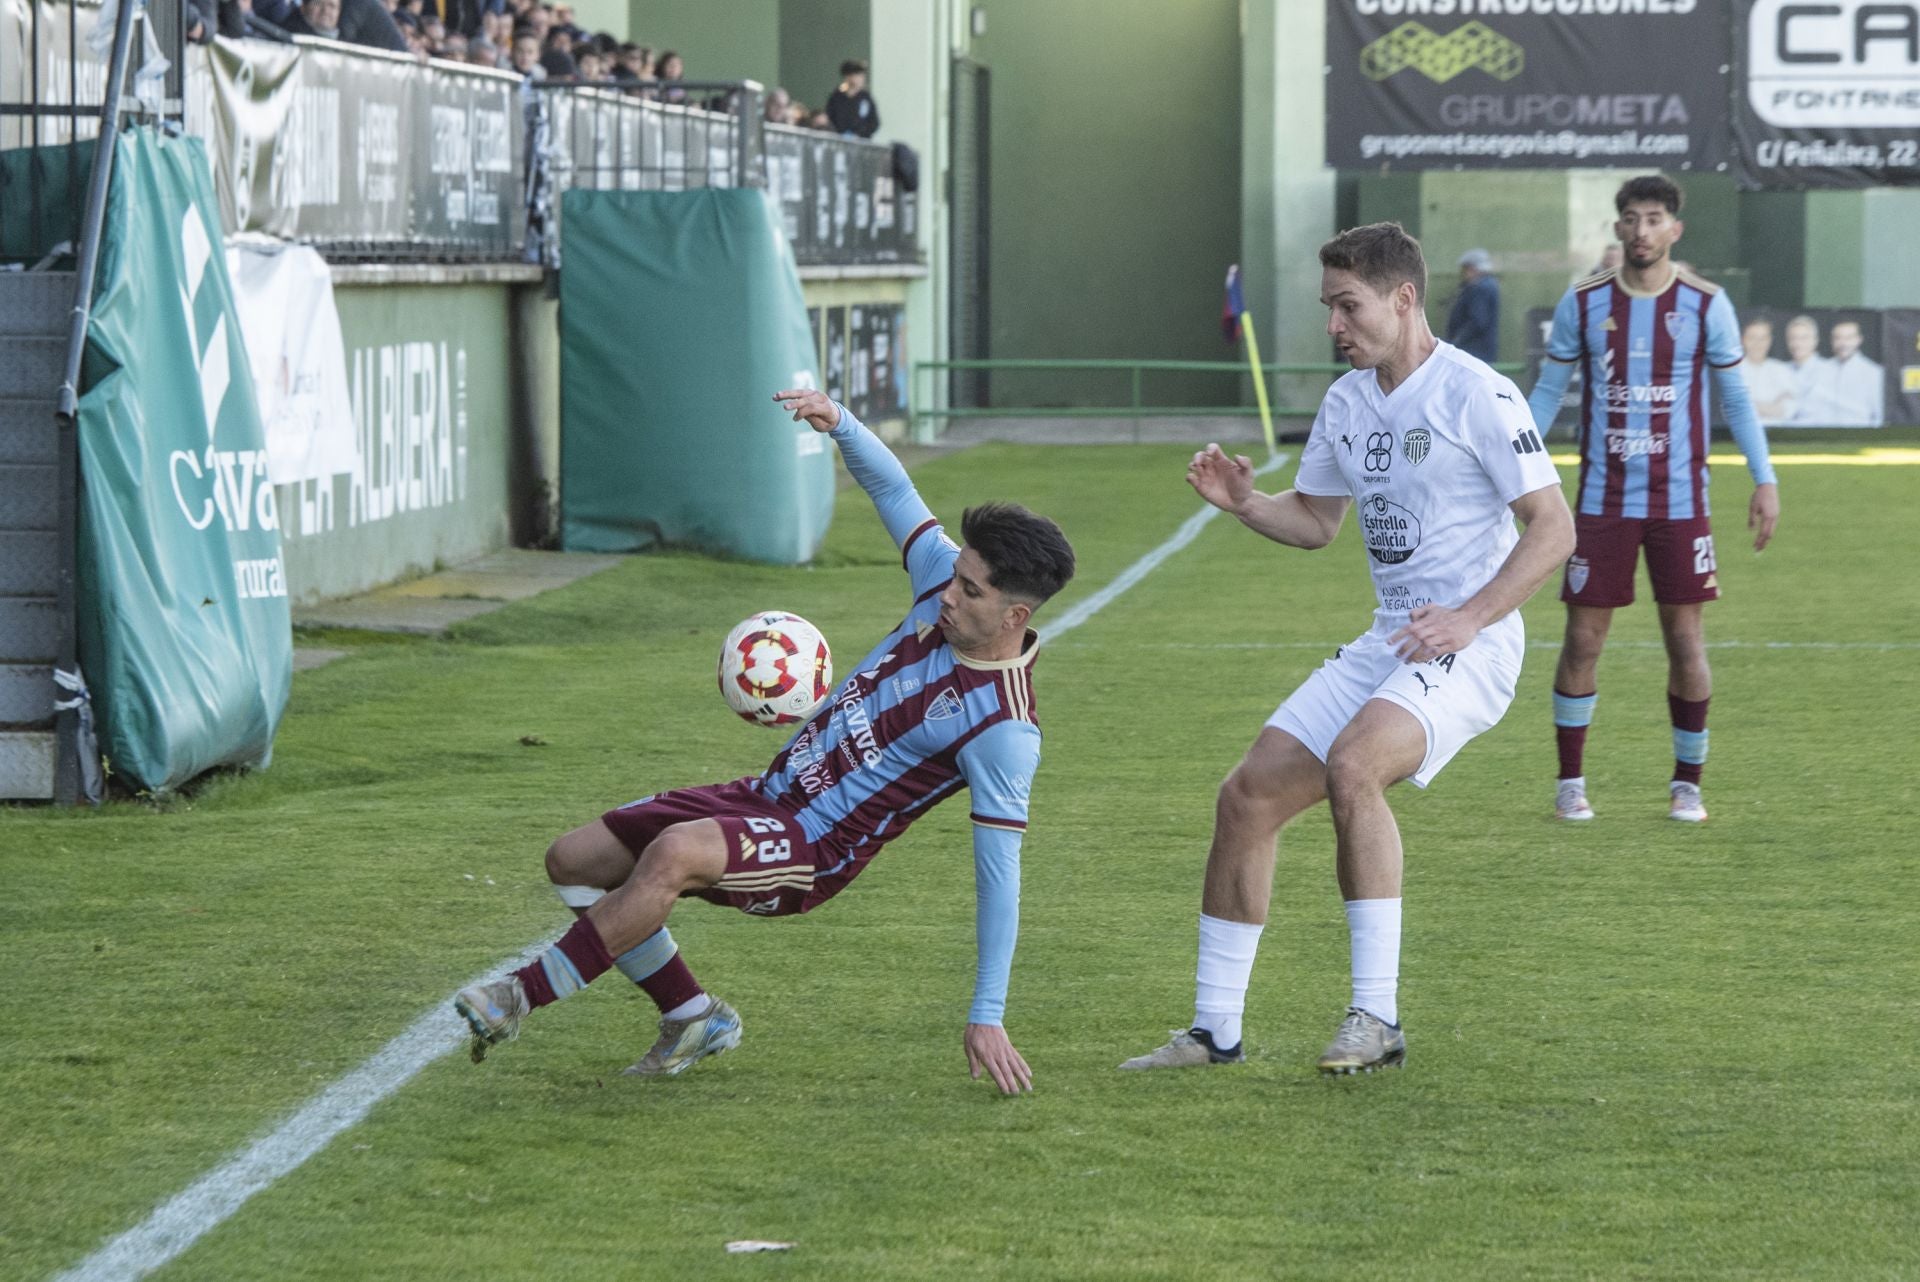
[1886,310,1920,427]
[188,38,524,257]
[1325,1,1729,171]
[1732,0,1920,188]
[766,124,916,266]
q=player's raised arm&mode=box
[773,388,934,553]
[1188,443,1348,550]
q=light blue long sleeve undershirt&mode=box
[828,405,935,550]
[827,401,1026,1027]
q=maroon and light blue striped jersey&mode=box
[1540,266,1745,519]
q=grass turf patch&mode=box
[2,436,1915,1279]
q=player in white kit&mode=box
[1122,223,1574,1075]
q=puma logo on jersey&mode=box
[1413,673,1436,696]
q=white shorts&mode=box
[1266,614,1524,788]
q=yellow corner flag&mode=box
[1224,265,1277,458]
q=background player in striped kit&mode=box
[1527,176,1780,825]
[455,390,1074,1093]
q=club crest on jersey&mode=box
[1402,427,1431,466]
[1663,311,1684,339]
[1567,556,1590,595]
[926,688,964,720]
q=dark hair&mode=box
[1615,174,1682,215]
[1318,221,1428,305]
[840,58,868,77]
[656,49,681,72]
[961,503,1075,607]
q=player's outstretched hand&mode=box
[1187,443,1254,513]
[964,1022,1033,1095]
[1389,603,1478,664]
[1749,481,1779,553]
[772,388,840,432]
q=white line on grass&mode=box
[1041,452,1291,643]
[1047,639,1920,652]
[54,937,558,1282]
[58,453,1297,1282]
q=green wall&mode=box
[625,0,782,92]
[970,0,1242,408]
[780,0,868,111]
[276,282,519,605]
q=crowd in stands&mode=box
[184,0,883,137]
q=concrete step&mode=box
[0,271,75,338]
[0,595,59,661]
[0,397,60,465]
[0,336,65,400]
[0,463,57,529]
[0,531,58,594]
[0,662,53,725]
[0,730,55,799]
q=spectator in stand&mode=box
[284,0,343,37]
[787,99,809,126]
[806,107,830,130]
[655,49,685,102]
[467,33,499,65]
[1588,242,1624,277]
[577,48,608,80]
[551,3,587,42]
[540,44,578,79]
[764,86,791,124]
[185,0,216,42]
[826,58,879,138]
[511,27,545,78]
[1446,248,1501,363]
[612,42,649,82]
[440,31,468,58]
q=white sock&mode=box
[1193,914,1263,1051]
[1345,898,1402,1026]
[662,994,710,1022]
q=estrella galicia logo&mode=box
[1365,432,1394,472]
[1359,493,1421,565]
[926,689,963,720]
[1402,427,1431,466]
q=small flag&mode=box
[1221,264,1244,344]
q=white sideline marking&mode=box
[56,455,1299,1282]
[55,937,558,1282]
[1052,639,1920,653]
[1041,452,1291,643]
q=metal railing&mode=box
[912,357,1530,434]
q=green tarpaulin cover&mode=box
[77,129,291,792]
[559,187,833,563]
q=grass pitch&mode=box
[2,435,1916,1280]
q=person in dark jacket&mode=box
[1446,248,1501,364]
[283,0,409,52]
[825,58,879,138]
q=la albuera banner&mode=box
[77,128,292,793]
[1326,0,1730,171]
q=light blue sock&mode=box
[613,928,678,984]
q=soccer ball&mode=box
[718,611,834,727]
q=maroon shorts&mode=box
[602,778,827,918]
[1561,513,1719,608]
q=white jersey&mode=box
[1294,341,1560,623]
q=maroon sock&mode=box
[1556,724,1589,780]
[638,953,706,1014]
[1669,693,1710,785]
[514,916,617,1010]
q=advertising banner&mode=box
[765,125,916,266]
[191,35,523,255]
[1325,1,1730,171]
[1733,307,1889,428]
[77,129,291,792]
[1732,0,1920,188]
[225,240,358,484]
[1884,310,1920,427]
